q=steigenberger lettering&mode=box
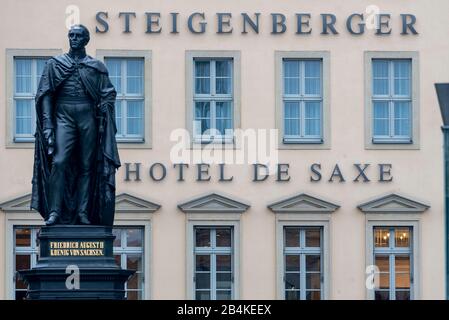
[95,12,418,35]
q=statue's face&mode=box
[68,28,87,50]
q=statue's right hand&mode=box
[43,128,55,149]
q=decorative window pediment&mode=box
[0,193,34,213]
[178,192,250,214]
[0,193,161,214]
[115,193,161,213]
[357,193,430,213]
[268,193,340,213]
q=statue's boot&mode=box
[79,212,91,225]
[45,212,59,226]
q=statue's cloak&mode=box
[31,53,120,226]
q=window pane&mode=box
[112,228,121,247]
[196,290,210,300]
[216,229,231,247]
[15,100,33,135]
[305,229,321,247]
[374,228,390,247]
[196,229,210,247]
[105,58,122,94]
[375,255,390,273]
[285,228,300,247]
[285,255,300,272]
[373,60,389,96]
[305,102,321,136]
[284,60,300,95]
[394,60,411,96]
[375,291,390,300]
[216,273,232,289]
[126,255,143,272]
[195,272,210,289]
[284,102,300,136]
[285,290,300,300]
[378,273,390,289]
[115,100,122,135]
[216,60,232,95]
[126,290,142,300]
[195,61,210,94]
[395,256,410,274]
[15,255,30,289]
[194,102,211,135]
[306,255,320,272]
[15,228,31,247]
[396,291,411,300]
[395,273,411,290]
[114,255,121,267]
[126,100,143,136]
[306,273,321,290]
[216,291,232,300]
[196,255,210,271]
[304,60,321,95]
[216,255,232,272]
[36,59,47,88]
[127,272,143,290]
[373,102,389,136]
[126,59,144,95]
[126,228,142,247]
[15,59,32,94]
[285,273,300,290]
[394,102,411,137]
[395,228,411,248]
[306,291,321,300]
[216,102,233,135]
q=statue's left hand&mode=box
[98,103,108,114]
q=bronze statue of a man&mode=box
[31,25,120,226]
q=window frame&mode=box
[276,217,330,300]
[364,51,420,150]
[5,49,62,148]
[282,59,323,144]
[193,226,234,300]
[186,51,241,147]
[105,57,145,142]
[97,50,152,149]
[112,226,145,300]
[186,217,241,300]
[283,226,324,300]
[372,226,414,300]
[365,219,420,300]
[275,51,331,150]
[193,58,234,143]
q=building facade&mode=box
[0,0,448,299]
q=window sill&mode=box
[283,138,323,144]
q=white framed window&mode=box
[373,226,413,300]
[194,226,234,300]
[372,59,412,143]
[193,58,234,143]
[283,227,323,300]
[105,57,145,142]
[13,227,40,300]
[13,57,48,142]
[282,59,323,143]
[112,227,145,300]
[364,51,419,150]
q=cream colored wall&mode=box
[1,0,448,299]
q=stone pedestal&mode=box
[18,225,134,300]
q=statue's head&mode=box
[68,24,90,50]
